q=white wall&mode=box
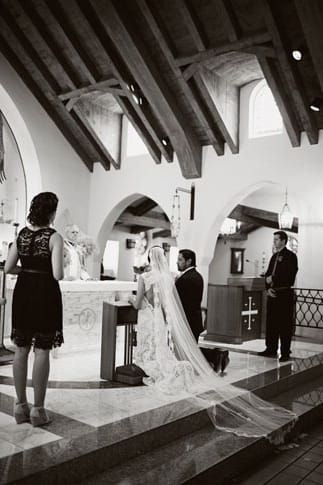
[0,53,91,233]
[87,81,323,300]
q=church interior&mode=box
[1,0,323,483]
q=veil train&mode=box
[148,246,296,441]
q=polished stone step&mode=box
[2,353,322,484]
[79,374,323,485]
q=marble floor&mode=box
[0,337,323,484]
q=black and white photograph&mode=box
[0,1,323,484]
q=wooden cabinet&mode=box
[205,278,266,344]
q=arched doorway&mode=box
[98,193,177,281]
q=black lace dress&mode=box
[11,227,63,349]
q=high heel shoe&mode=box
[30,406,51,427]
[14,402,30,424]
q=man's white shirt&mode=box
[176,266,195,281]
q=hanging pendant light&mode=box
[278,188,293,230]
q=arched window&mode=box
[249,80,283,138]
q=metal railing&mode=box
[294,288,323,329]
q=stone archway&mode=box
[0,84,42,207]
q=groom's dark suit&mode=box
[175,267,204,341]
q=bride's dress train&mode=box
[132,248,296,442]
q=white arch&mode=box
[0,84,42,206]
[96,192,172,257]
[202,180,284,268]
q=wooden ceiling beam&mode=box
[0,3,60,94]
[174,0,208,52]
[58,79,120,101]
[129,199,158,216]
[229,204,298,233]
[217,0,241,42]
[76,0,173,165]
[175,32,271,67]
[261,0,318,145]
[153,229,172,238]
[193,67,239,153]
[0,32,96,171]
[92,0,202,178]
[258,57,301,147]
[138,0,224,156]
[118,212,171,230]
[43,0,100,85]
[17,0,80,90]
[295,0,323,94]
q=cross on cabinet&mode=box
[205,277,266,344]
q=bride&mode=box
[129,246,296,440]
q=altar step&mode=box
[5,355,323,485]
[79,373,323,485]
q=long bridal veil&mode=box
[149,246,296,441]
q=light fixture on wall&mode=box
[125,238,136,249]
[278,187,294,230]
[170,183,195,238]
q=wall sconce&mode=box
[170,183,195,238]
[126,238,136,249]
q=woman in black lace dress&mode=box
[5,192,64,426]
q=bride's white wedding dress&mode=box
[131,247,296,441]
[134,270,196,393]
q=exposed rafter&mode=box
[295,0,323,94]
[174,32,272,67]
[117,211,171,230]
[58,79,121,101]
[77,0,173,165]
[129,199,158,216]
[174,0,208,52]
[217,0,241,42]
[138,0,224,156]
[229,204,298,233]
[92,0,202,178]
[261,0,318,145]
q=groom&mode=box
[176,249,229,372]
[175,249,204,341]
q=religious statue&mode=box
[133,231,149,277]
[63,224,91,281]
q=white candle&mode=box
[14,197,18,222]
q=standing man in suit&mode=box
[175,249,204,341]
[258,231,298,362]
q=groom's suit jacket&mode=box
[175,268,204,342]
